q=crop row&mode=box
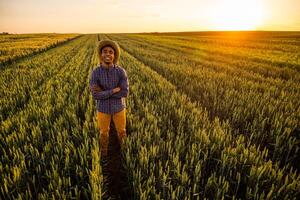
[1,35,105,199]
[108,33,300,170]
[100,34,300,199]
[0,33,80,66]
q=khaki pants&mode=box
[97,108,127,156]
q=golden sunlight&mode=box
[210,0,264,30]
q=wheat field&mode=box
[1,32,299,199]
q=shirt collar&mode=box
[100,63,115,70]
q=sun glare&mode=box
[210,0,264,30]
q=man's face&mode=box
[101,46,115,65]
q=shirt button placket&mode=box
[107,69,111,114]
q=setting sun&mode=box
[210,0,264,30]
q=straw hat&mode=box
[97,39,120,64]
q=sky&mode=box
[0,0,299,33]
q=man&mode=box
[89,39,129,158]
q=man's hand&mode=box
[91,84,120,94]
[112,87,121,93]
[90,84,102,92]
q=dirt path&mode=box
[101,122,133,200]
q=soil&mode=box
[100,121,134,200]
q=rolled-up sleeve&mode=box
[111,68,129,98]
[89,70,114,100]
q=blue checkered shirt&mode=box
[89,64,129,114]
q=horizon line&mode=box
[2,29,300,35]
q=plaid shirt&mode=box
[89,64,129,114]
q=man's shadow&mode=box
[101,120,133,200]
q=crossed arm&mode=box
[110,69,129,98]
[89,69,129,100]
